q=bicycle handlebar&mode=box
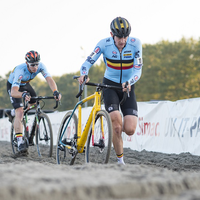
[73,75,130,104]
[23,96,59,110]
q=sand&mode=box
[1,141,200,200]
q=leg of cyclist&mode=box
[110,114,137,165]
[20,83,37,145]
[103,78,138,165]
[7,82,28,152]
[123,115,137,135]
[103,78,126,164]
[109,111,125,164]
[14,107,29,152]
[7,82,36,152]
[120,84,138,164]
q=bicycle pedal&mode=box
[94,142,105,148]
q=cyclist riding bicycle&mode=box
[6,50,62,153]
[78,17,143,164]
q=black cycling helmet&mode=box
[110,17,131,38]
[25,50,40,63]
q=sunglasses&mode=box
[29,63,39,67]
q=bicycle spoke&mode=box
[86,110,112,164]
[56,111,78,165]
[35,113,53,157]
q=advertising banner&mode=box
[1,98,200,155]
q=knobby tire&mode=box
[35,112,53,157]
[85,110,113,164]
[56,111,78,165]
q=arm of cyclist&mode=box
[45,76,62,101]
[11,86,31,101]
[128,38,143,86]
[79,41,104,85]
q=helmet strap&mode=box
[26,62,32,73]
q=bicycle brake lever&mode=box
[76,75,88,98]
[73,75,80,80]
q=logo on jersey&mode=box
[89,46,101,59]
[81,66,87,75]
[17,74,23,83]
[112,51,117,58]
[94,46,101,54]
[123,53,132,58]
[18,75,23,80]
[134,57,143,70]
[106,38,110,42]
[134,64,142,70]
[124,50,131,53]
[41,70,47,77]
[135,51,140,58]
[131,38,135,43]
[134,75,139,81]
[86,56,95,64]
[130,78,135,85]
[89,52,95,58]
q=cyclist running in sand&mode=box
[78,17,143,164]
[6,50,61,153]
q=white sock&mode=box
[117,158,125,165]
[117,154,125,165]
[16,134,23,147]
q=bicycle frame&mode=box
[24,104,37,138]
[60,88,104,153]
[24,97,57,139]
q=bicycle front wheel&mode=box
[35,113,53,157]
[56,111,78,165]
[85,110,113,164]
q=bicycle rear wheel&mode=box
[56,111,78,165]
[85,110,113,164]
[35,113,53,157]
[10,117,27,154]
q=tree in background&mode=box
[135,37,200,101]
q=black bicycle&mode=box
[10,96,58,157]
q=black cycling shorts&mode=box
[102,78,138,117]
[7,81,37,109]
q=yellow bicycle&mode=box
[56,76,126,165]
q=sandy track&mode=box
[1,141,200,200]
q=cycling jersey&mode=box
[80,36,143,85]
[8,62,51,87]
